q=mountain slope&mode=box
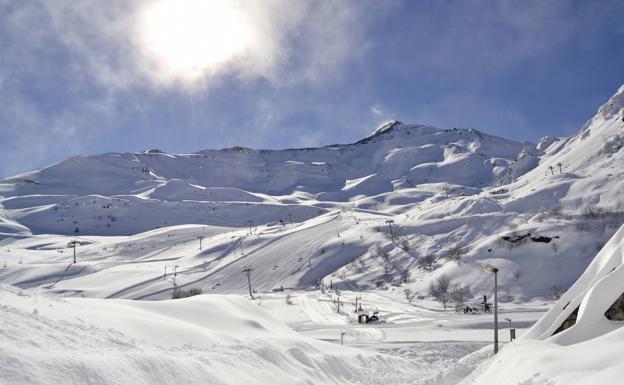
[0,123,528,235]
[1,85,623,301]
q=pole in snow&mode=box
[242,265,254,300]
[385,219,395,239]
[505,317,513,341]
[198,236,204,250]
[485,264,499,354]
[67,241,78,264]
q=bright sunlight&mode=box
[139,0,254,81]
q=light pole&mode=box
[484,263,499,354]
[67,241,78,264]
[505,317,514,342]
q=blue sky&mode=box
[1,0,623,177]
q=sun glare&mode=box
[140,0,253,81]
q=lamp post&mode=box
[484,263,499,354]
[505,317,513,342]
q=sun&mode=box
[139,0,253,81]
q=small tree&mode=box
[404,288,413,301]
[451,285,466,312]
[583,204,606,219]
[418,255,436,271]
[447,246,465,265]
[551,285,565,300]
[400,268,411,283]
[400,238,410,252]
[430,274,452,310]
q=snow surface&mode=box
[458,223,624,385]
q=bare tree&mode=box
[418,255,436,271]
[451,285,466,312]
[400,238,410,252]
[404,288,413,301]
[447,246,465,265]
[400,268,411,283]
[430,274,452,310]
[551,284,565,300]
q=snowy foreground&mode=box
[1,285,428,385]
[1,282,551,385]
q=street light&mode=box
[484,263,499,354]
[504,317,513,342]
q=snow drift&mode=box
[458,223,624,385]
[0,284,420,385]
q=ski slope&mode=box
[1,84,624,302]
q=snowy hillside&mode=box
[0,122,527,235]
[1,85,624,302]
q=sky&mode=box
[1,0,624,177]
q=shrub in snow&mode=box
[400,268,411,283]
[171,287,202,299]
[550,284,565,300]
[583,204,607,219]
[447,246,465,265]
[418,255,436,271]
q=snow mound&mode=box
[458,223,624,385]
[524,223,624,344]
[0,284,421,385]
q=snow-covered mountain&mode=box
[0,121,528,235]
[1,85,623,301]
